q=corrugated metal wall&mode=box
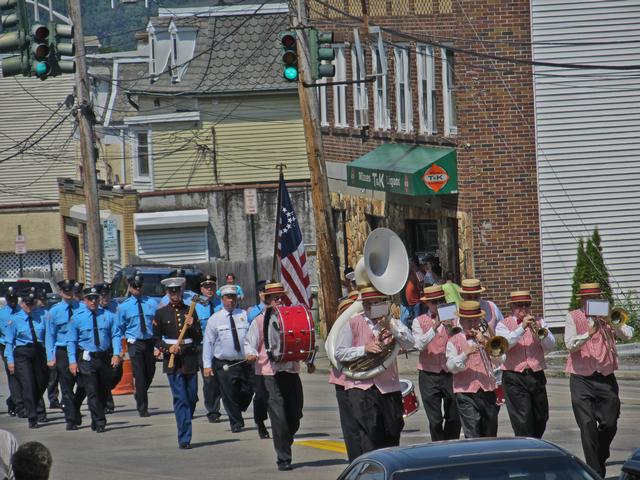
[531,0,640,326]
[136,227,208,264]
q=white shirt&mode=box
[202,307,249,368]
[564,311,633,353]
[411,314,439,351]
[495,317,556,353]
[445,335,505,374]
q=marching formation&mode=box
[0,263,633,477]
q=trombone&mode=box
[609,307,628,327]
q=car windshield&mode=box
[0,281,53,295]
[127,273,202,298]
[392,456,597,480]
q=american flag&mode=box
[277,175,312,308]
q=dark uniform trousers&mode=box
[105,361,123,410]
[78,350,112,429]
[570,373,620,478]
[455,390,499,438]
[350,387,404,454]
[503,369,549,438]
[419,370,461,441]
[55,347,83,424]
[13,343,48,422]
[196,344,221,418]
[47,367,60,405]
[128,338,156,413]
[214,359,254,429]
[252,373,268,424]
[168,372,198,445]
[335,385,362,462]
[0,344,23,414]
[264,372,304,466]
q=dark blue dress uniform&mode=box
[195,295,223,422]
[68,299,121,432]
[5,304,49,428]
[118,293,159,416]
[153,300,202,448]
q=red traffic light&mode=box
[32,24,50,42]
[281,33,296,49]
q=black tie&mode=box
[138,298,147,336]
[67,304,73,322]
[210,301,214,317]
[92,310,100,348]
[27,314,38,344]
[228,312,241,352]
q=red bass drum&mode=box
[264,305,316,363]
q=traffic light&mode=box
[49,22,75,76]
[309,29,335,80]
[30,23,51,79]
[0,0,29,78]
[280,31,298,82]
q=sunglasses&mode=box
[512,303,531,308]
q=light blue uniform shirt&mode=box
[246,303,266,324]
[158,290,197,308]
[202,308,250,367]
[0,305,19,346]
[45,299,80,362]
[67,304,121,363]
[101,299,119,314]
[118,295,158,342]
[4,308,49,364]
[194,296,222,334]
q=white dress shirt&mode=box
[202,307,249,368]
[564,311,633,353]
[445,335,505,374]
[495,317,556,352]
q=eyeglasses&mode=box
[512,303,531,309]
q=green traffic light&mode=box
[284,66,298,81]
[34,62,48,76]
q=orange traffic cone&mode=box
[112,339,135,395]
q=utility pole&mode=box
[295,0,341,332]
[68,0,104,283]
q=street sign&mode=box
[15,234,26,254]
[244,188,258,215]
[102,219,119,261]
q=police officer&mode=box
[194,274,223,423]
[72,282,84,302]
[0,287,23,416]
[117,272,158,417]
[95,282,121,414]
[45,279,83,430]
[5,289,50,428]
[68,286,122,433]
[203,285,253,433]
[38,287,62,411]
[153,276,202,449]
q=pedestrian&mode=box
[401,257,425,327]
[217,273,245,301]
[0,287,23,417]
[153,276,202,450]
[0,429,17,480]
[194,274,223,423]
[117,271,158,417]
[441,272,463,305]
[11,441,52,480]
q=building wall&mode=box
[312,0,541,311]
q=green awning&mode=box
[346,144,457,196]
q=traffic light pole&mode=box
[294,0,341,332]
[68,0,104,284]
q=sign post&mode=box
[244,189,260,304]
[15,225,26,277]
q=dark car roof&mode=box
[623,448,640,474]
[355,438,573,473]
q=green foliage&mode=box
[618,290,640,340]
[569,238,587,310]
[569,227,614,310]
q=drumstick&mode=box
[222,359,246,371]
[168,295,200,369]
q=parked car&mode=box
[337,438,600,480]
[0,277,59,307]
[110,265,203,300]
[620,449,640,480]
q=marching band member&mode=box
[446,300,503,438]
[203,285,253,433]
[329,296,362,462]
[68,286,122,433]
[0,287,24,417]
[194,274,223,423]
[118,271,159,417]
[153,277,202,450]
[5,289,49,428]
[412,285,461,441]
[335,286,414,454]
[496,291,555,438]
[565,283,633,478]
[245,282,314,471]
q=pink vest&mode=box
[501,316,546,372]
[415,313,449,373]
[252,313,300,376]
[343,314,401,394]
[448,333,496,393]
[565,309,618,376]
[328,367,345,386]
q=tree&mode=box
[569,238,588,310]
[587,227,613,303]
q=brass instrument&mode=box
[609,307,628,327]
[524,315,549,340]
[485,335,508,358]
[445,323,462,336]
[346,327,396,373]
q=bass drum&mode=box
[264,305,315,363]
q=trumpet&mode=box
[524,315,549,340]
[609,307,628,327]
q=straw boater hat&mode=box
[264,282,286,297]
[359,286,387,302]
[337,297,355,317]
[576,282,602,297]
[421,285,446,302]
[458,279,486,295]
[347,290,359,301]
[457,300,485,319]
[507,291,533,305]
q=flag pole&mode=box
[271,164,286,281]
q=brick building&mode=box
[309,0,541,315]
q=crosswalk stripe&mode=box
[295,439,347,454]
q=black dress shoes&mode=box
[257,422,270,439]
[139,410,151,417]
[208,413,221,423]
[28,421,39,429]
[278,463,293,471]
[231,424,242,433]
[95,425,106,433]
[66,422,78,431]
[179,443,192,450]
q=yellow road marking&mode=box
[295,439,347,454]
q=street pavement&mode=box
[0,366,639,479]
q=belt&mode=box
[56,346,67,351]
[127,337,154,344]
[78,348,109,359]
[214,357,244,364]
[163,338,193,345]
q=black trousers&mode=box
[419,370,461,441]
[47,367,59,405]
[78,351,112,429]
[55,347,82,425]
[264,372,304,466]
[350,387,404,454]
[105,362,123,410]
[570,373,620,478]
[128,339,156,412]
[0,344,23,413]
[214,359,254,429]
[503,369,549,438]
[455,390,499,438]
[252,373,269,424]
[13,344,48,423]
[197,345,221,418]
[335,385,362,461]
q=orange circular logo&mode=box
[422,164,449,193]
